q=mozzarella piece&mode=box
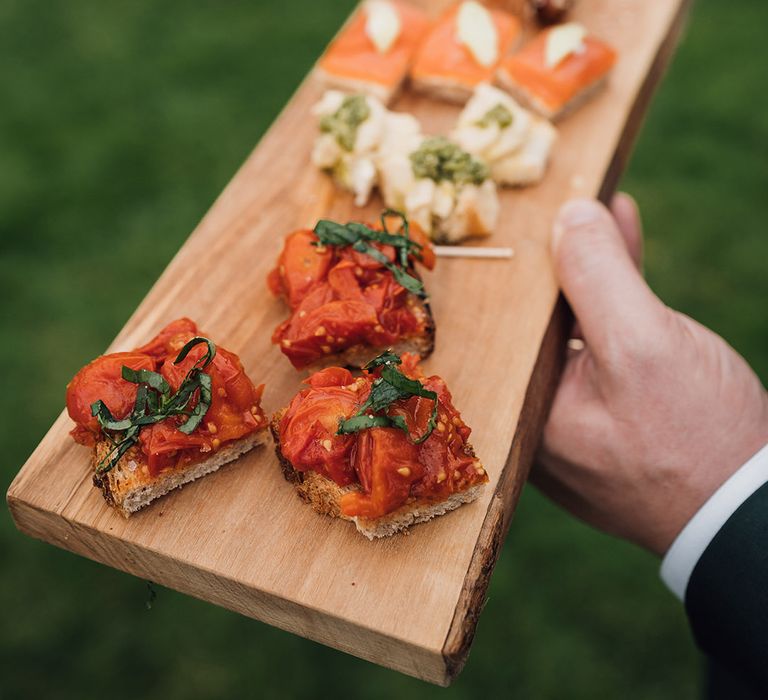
[311,133,343,169]
[365,1,401,54]
[442,181,498,242]
[491,119,557,186]
[453,83,556,186]
[456,1,499,68]
[453,123,499,156]
[544,22,587,69]
[378,111,423,155]
[353,97,386,153]
[332,155,377,207]
[378,151,415,211]
[313,91,393,205]
[432,181,456,219]
[311,90,346,117]
[404,178,436,233]
[454,84,533,160]
[349,157,378,206]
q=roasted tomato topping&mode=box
[268,222,434,369]
[66,352,157,443]
[278,353,487,519]
[66,318,266,476]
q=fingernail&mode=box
[552,199,602,253]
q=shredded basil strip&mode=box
[337,351,438,444]
[91,336,217,474]
[121,366,170,395]
[312,213,427,299]
[363,350,402,370]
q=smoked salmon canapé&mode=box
[410,1,522,104]
[496,22,617,121]
[267,213,436,371]
[316,0,431,105]
[271,351,489,538]
[65,318,269,516]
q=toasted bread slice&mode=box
[271,410,483,539]
[93,427,270,517]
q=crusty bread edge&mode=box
[93,428,270,517]
[313,66,399,105]
[410,75,476,105]
[496,72,610,121]
[270,409,485,539]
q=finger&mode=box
[610,192,643,270]
[551,198,666,364]
[568,193,642,343]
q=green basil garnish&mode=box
[337,351,438,444]
[313,211,427,298]
[92,336,217,474]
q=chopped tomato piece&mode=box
[279,384,361,485]
[134,317,199,358]
[342,428,422,518]
[66,352,157,434]
[270,230,333,309]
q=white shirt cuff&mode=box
[660,442,768,601]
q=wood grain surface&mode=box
[7,0,689,685]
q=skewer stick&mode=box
[434,245,515,259]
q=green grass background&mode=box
[1,1,766,697]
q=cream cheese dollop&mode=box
[544,22,587,69]
[365,0,402,54]
[456,1,499,68]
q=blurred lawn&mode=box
[1,1,766,698]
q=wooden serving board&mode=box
[7,0,689,686]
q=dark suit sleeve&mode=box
[685,481,768,694]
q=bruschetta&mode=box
[268,213,436,370]
[66,318,269,516]
[271,351,488,538]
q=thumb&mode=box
[551,198,665,362]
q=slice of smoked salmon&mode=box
[318,1,431,92]
[411,3,522,90]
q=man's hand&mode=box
[535,194,768,555]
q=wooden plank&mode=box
[6,0,689,686]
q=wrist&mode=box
[660,441,768,600]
